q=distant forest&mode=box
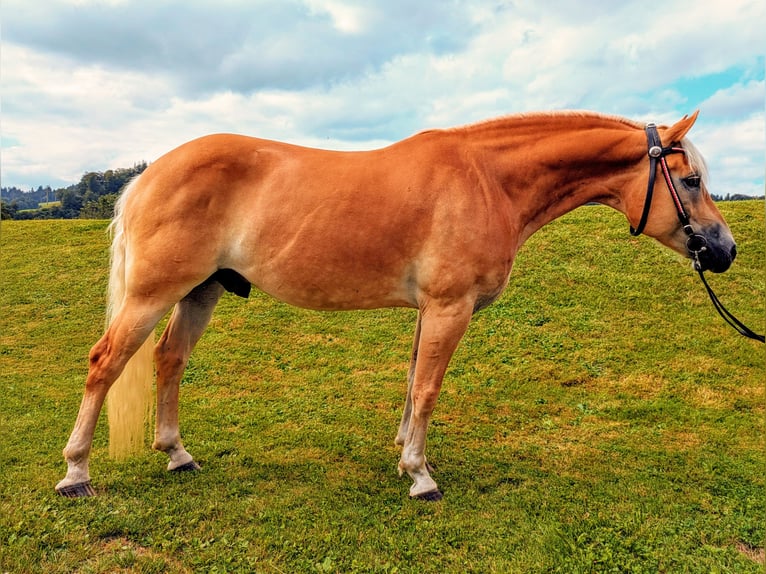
[1,162,762,220]
[1,162,147,220]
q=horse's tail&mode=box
[106,176,155,459]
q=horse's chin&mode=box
[696,258,732,274]
[691,243,736,274]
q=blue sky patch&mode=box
[669,61,763,109]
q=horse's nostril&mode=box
[731,245,737,261]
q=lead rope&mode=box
[695,268,765,343]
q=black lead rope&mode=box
[635,123,764,343]
[695,269,765,343]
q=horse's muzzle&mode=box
[690,225,736,274]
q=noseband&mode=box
[629,123,764,343]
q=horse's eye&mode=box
[683,175,701,189]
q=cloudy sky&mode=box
[2,0,764,196]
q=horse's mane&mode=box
[423,110,643,135]
[421,111,709,183]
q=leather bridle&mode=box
[629,123,764,343]
[630,123,708,267]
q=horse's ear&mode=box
[663,110,700,142]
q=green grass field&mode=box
[1,202,764,573]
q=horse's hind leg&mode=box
[56,299,170,497]
[153,280,224,471]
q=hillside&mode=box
[0,202,763,573]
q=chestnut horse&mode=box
[56,111,736,499]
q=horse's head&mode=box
[625,112,736,273]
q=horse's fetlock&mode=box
[152,435,179,453]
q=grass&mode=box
[0,202,764,573]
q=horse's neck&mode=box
[465,115,642,242]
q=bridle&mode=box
[630,123,764,343]
[630,123,709,264]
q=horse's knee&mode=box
[411,388,440,415]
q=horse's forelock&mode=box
[680,138,710,185]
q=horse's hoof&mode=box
[56,481,96,498]
[411,489,443,502]
[170,460,201,472]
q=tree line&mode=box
[1,162,147,220]
[1,162,762,221]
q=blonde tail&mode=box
[106,177,155,459]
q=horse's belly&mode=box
[252,266,417,311]
[230,212,422,310]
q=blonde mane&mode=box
[420,111,709,182]
[422,110,643,136]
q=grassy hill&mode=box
[1,202,764,573]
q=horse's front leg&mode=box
[397,301,472,500]
[395,312,421,447]
[153,282,223,471]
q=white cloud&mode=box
[693,111,765,197]
[304,0,372,35]
[702,81,765,118]
[1,0,763,197]
[1,43,172,186]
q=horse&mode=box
[55,110,737,500]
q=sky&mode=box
[2,0,764,197]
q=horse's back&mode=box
[119,133,492,310]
